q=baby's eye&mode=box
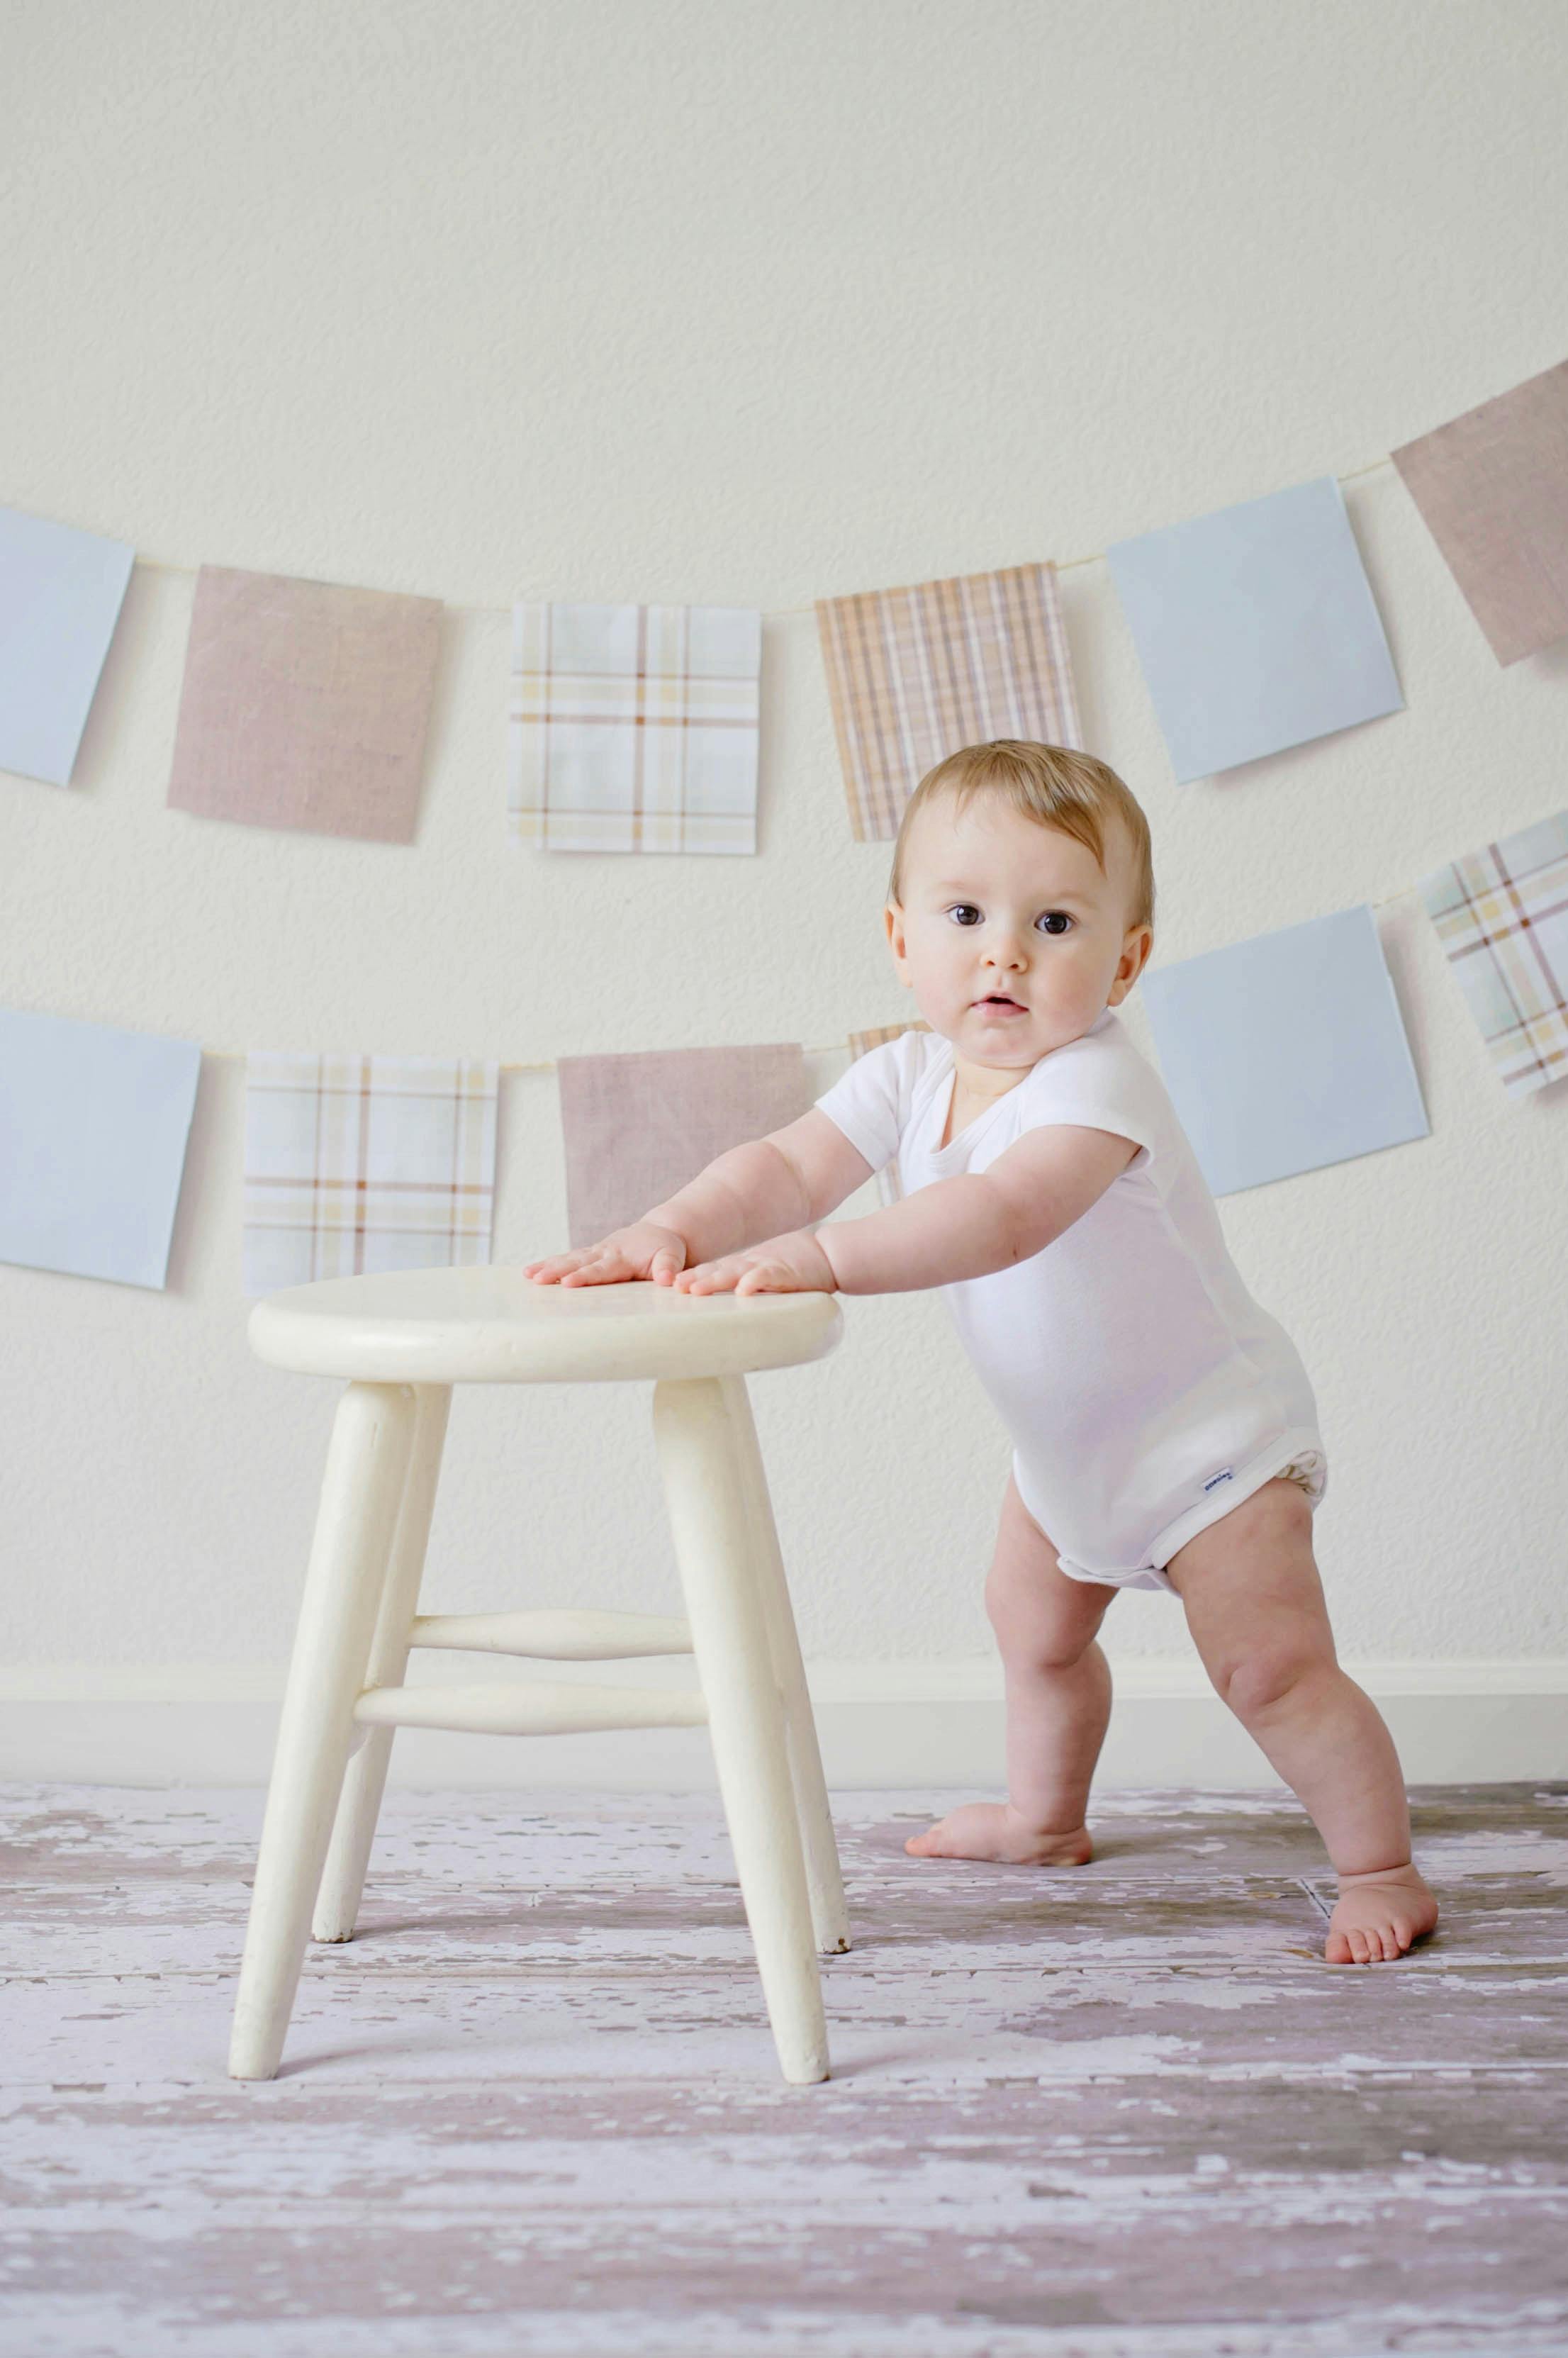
[1036,912,1073,935]
[946,905,982,927]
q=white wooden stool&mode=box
[228,1266,849,2086]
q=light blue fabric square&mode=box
[0,1007,202,1287]
[1140,905,1429,1195]
[0,507,136,786]
[1107,477,1403,783]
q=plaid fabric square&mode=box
[1393,359,1568,665]
[510,603,761,854]
[167,567,443,841]
[556,1043,810,1246]
[243,1054,499,1295]
[815,565,1081,842]
[847,1022,930,1205]
[1419,809,1568,1097]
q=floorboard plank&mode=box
[2,1782,1564,2356]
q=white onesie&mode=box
[812,1007,1327,1594]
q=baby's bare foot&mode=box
[1325,1862,1438,1964]
[905,1803,1093,1866]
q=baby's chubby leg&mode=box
[907,1473,1116,1866]
[1163,1479,1439,1965]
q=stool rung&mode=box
[353,1678,709,1738]
[409,1609,692,1660]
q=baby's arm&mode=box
[677,1122,1140,1296]
[823,1126,1139,1292]
[524,1112,874,1286]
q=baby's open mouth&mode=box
[976,995,1026,1012]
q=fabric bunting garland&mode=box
[3,359,1567,1296]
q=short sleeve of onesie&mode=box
[811,1035,918,1176]
[1006,1020,1173,1192]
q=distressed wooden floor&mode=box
[1,1782,1566,2357]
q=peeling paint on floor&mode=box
[1,1782,1564,2355]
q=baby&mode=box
[524,739,1438,1967]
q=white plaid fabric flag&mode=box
[243,1053,500,1295]
[1419,809,1568,1097]
[847,1022,930,1205]
[509,603,761,853]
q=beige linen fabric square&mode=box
[167,566,443,840]
[847,1022,931,1205]
[243,1053,499,1295]
[510,603,762,853]
[556,1043,810,1246]
[1392,359,1568,665]
[816,564,1082,841]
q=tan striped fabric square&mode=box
[1419,808,1568,1097]
[816,564,1082,841]
[243,1053,499,1295]
[167,567,443,841]
[556,1043,811,1246]
[1393,359,1568,665]
[848,1022,931,1205]
[510,603,761,853]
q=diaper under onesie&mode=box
[813,1009,1327,1595]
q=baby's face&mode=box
[885,794,1153,1068]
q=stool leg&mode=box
[719,1374,850,1956]
[652,1375,829,2086]
[229,1380,418,2081]
[313,1384,452,1943]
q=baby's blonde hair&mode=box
[887,740,1155,936]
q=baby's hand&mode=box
[673,1229,837,1297]
[522,1221,688,1287]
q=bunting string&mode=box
[118,460,1399,618]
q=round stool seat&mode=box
[247,1264,844,1385]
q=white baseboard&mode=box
[0,1657,1563,1789]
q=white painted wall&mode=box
[2,0,1565,1782]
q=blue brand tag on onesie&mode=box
[1202,1467,1235,1494]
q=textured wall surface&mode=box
[1,0,1565,1687]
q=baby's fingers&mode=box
[734,1263,792,1295]
[527,1246,622,1286]
[523,1251,588,1284]
[559,1250,632,1286]
[674,1260,739,1293]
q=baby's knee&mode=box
[985,1575,1098,1672]
[1209,1636,1328,1722]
